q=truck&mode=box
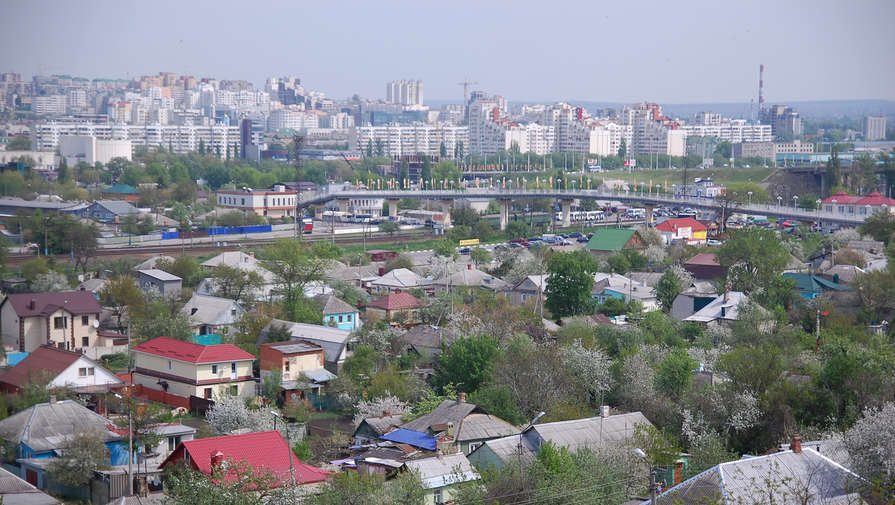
[302,217,313,234]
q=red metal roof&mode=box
[367,291,421,311]
[159,431,330,485]
[0,345,82,389]
[3,291,101,317]
[655,218,707,233]
[855,191,895,206]
[131,337,255,363]
[822,191,862,205]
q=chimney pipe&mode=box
[29,298,36,310]
[468,264,472,270]
[790,434,802,454]
[48,395,56,404]
[600,405,610,418]
[458,392,466,403]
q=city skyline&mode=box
[3,0,894,103]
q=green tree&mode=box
[618,138,627,159]
[261,239,332,309]
[656,268,683,311]
[655,349,696,398]
[379,220,399,237]
[432,238,457,259]
[211,265,265,306]
[47,430,110,487]
[826,144,841,190]
[718,228,789,295]
[342,345,380,386]
[399,160,409,188]
[859,210,895,245]
[607,252,631,274]
[545,251,598,319]
[260,368,283,404]
[163,458,294,505]
[384,254,414,273]
[57,157,70,183]
[7,134,31,150]
[470,247,490,266]
[433,335,501,394]
[468,384,526,425]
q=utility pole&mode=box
[649,469,657,505]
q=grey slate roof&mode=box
[0,400,120,453]
[684,291,748,323]
[259,319,352,363]
[404,453,480,490]
[432,267,511,291]
[137,269,181,282]
[94,200,140,216]
[181,293,244,327]
[362,415,406,436]
[647,448,863,505]
[399,325,453,352]
[0,466,60,505]
[401,400,517,442]
[314,294,356,315]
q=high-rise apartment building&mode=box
[863,116,887,141]
[760,105,802,139]
[386,80,424,107]
[353,125,467,158]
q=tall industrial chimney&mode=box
[758,64,765,116]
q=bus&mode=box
[302,217,313,234]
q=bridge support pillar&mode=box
[311,204,325,217]
[498,199,510,231]
[560,199,573,228]
[387,199,400,219]
[337,198,350,214]
[439,200,453,228]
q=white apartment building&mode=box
[58,136,132,165]
[67,88,87,110]
[692,112,722,126]
[35,121,241,159]
[386,80,423,107]
[267,109,319,131]
[863,116,887,141]
[680,120,772,143]
[32,95,67,116]
[216,185,297,218]
[353,125,467,158]
[327,112,355,129]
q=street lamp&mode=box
[633,448,657,505]
[777,195,782,208]
[271,411,297,499]
[793,195,799,209]
[747,191,753,205]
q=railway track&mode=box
[4,232,431,265]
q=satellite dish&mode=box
[93,320,100,328]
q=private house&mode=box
[0,291,102,353]
[468,410,653,470]
[684,253,725,280]
[402,453,481,505]
[591,273,659,312]
[0,466,60,505]
[78,200,140,223]
[259,320,353,373]
[181,293,245,337]
[655,217,708,245]
[584,228,644,256]
[782,272,853,300]
[0,399,127,464]
[131,337,256,404]
[158,431,330,487]
[353,414,406,444]
[199,251,277,300]
[101,184,140,202]
[684,291,748,326]
[431,265,511,294]
[314,294,361,331]
[510,274,548,307]
[670,282,718,321]
[401,394,518,455]
[0,345,123,394]
[136,269,182,298]
[259,340,335,399]
[366,292,421,325]
[397,325,454,364]
[646,437,862,505]
[369,268,430,294]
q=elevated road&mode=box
[299,188,865,226]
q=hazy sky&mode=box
[3,0,894,104]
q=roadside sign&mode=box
[459,239,480,246]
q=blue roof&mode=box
[7,352,28,366]
[379,428,437,451]
[190,334,222,345]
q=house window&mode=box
[347,314,352,322]
[168,360,172,370]
[212,364,218,374]
[338,315,344,323]
[88,367,94,376]
[230,385,238,396]
[82,336,89,347]
[82,315,89,326]
[434,488,443,504]
[79,367,87,377]
[167,435,182,452]
[468,442,482,452]
[231,362,237,374]
[204,388,212,399]
[54,316,66,329]
[284,360,290,372]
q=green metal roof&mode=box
[102,184,139,194]
[782,272,852,292]
[585,228,638,252]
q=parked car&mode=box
[577,236,589,243]
[458,247,471,255]
[569,232,582,238]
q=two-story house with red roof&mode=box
[0,291,102,353]
[822,190,895,217]
[131,337,255,404]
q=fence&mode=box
[82,345,129,360]
[161,225,274,240]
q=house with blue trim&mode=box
[782,272,853,300]
[314,294,361,331]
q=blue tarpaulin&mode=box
[190,334,222,345]
[161,231,179,240]
[379,428,437,451]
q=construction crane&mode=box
[457,79,479,105]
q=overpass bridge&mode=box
[299,188,866,230]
